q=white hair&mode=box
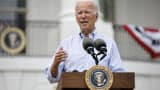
[75,0,100,13]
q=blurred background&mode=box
[0,0,160,90]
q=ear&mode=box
[96,12,98,20]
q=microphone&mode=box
[83,37,98,64]
[83,37,95,55]
[94,39,107,60]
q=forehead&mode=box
[76,1,96,11]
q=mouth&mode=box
[80,21,88,24]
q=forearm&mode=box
[51,63,59,77]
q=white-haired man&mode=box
[45,0,124,83]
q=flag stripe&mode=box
[123,25,160,59]
[144,28,160,33]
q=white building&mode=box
[0,0,160,90]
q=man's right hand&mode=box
[51,47,68,77]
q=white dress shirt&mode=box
[45,31,124,83]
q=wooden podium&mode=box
[57,72,135,90]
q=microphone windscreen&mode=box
[82,37,94,50]
[94,39,106,51]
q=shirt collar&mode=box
[79,30,97,40]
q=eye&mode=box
[76,11,82,15]
[76,10,94,16]
[85,11,90,14]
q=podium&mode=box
[57,72,135,90]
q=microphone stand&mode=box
[89,51,106,65]
[86,47,99,65]
[91,53,99,65]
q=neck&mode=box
[81,27,95,36]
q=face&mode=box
[75,1,98,36]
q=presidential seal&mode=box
[0,27,26,55]
[85,65,113,90]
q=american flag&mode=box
[123,24,160,59]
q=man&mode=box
[45,0,124,83]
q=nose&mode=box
[81,12,87,18]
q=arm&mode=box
[45,48,67,83]
[51,48,67,77]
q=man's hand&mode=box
[51,47,67,77]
